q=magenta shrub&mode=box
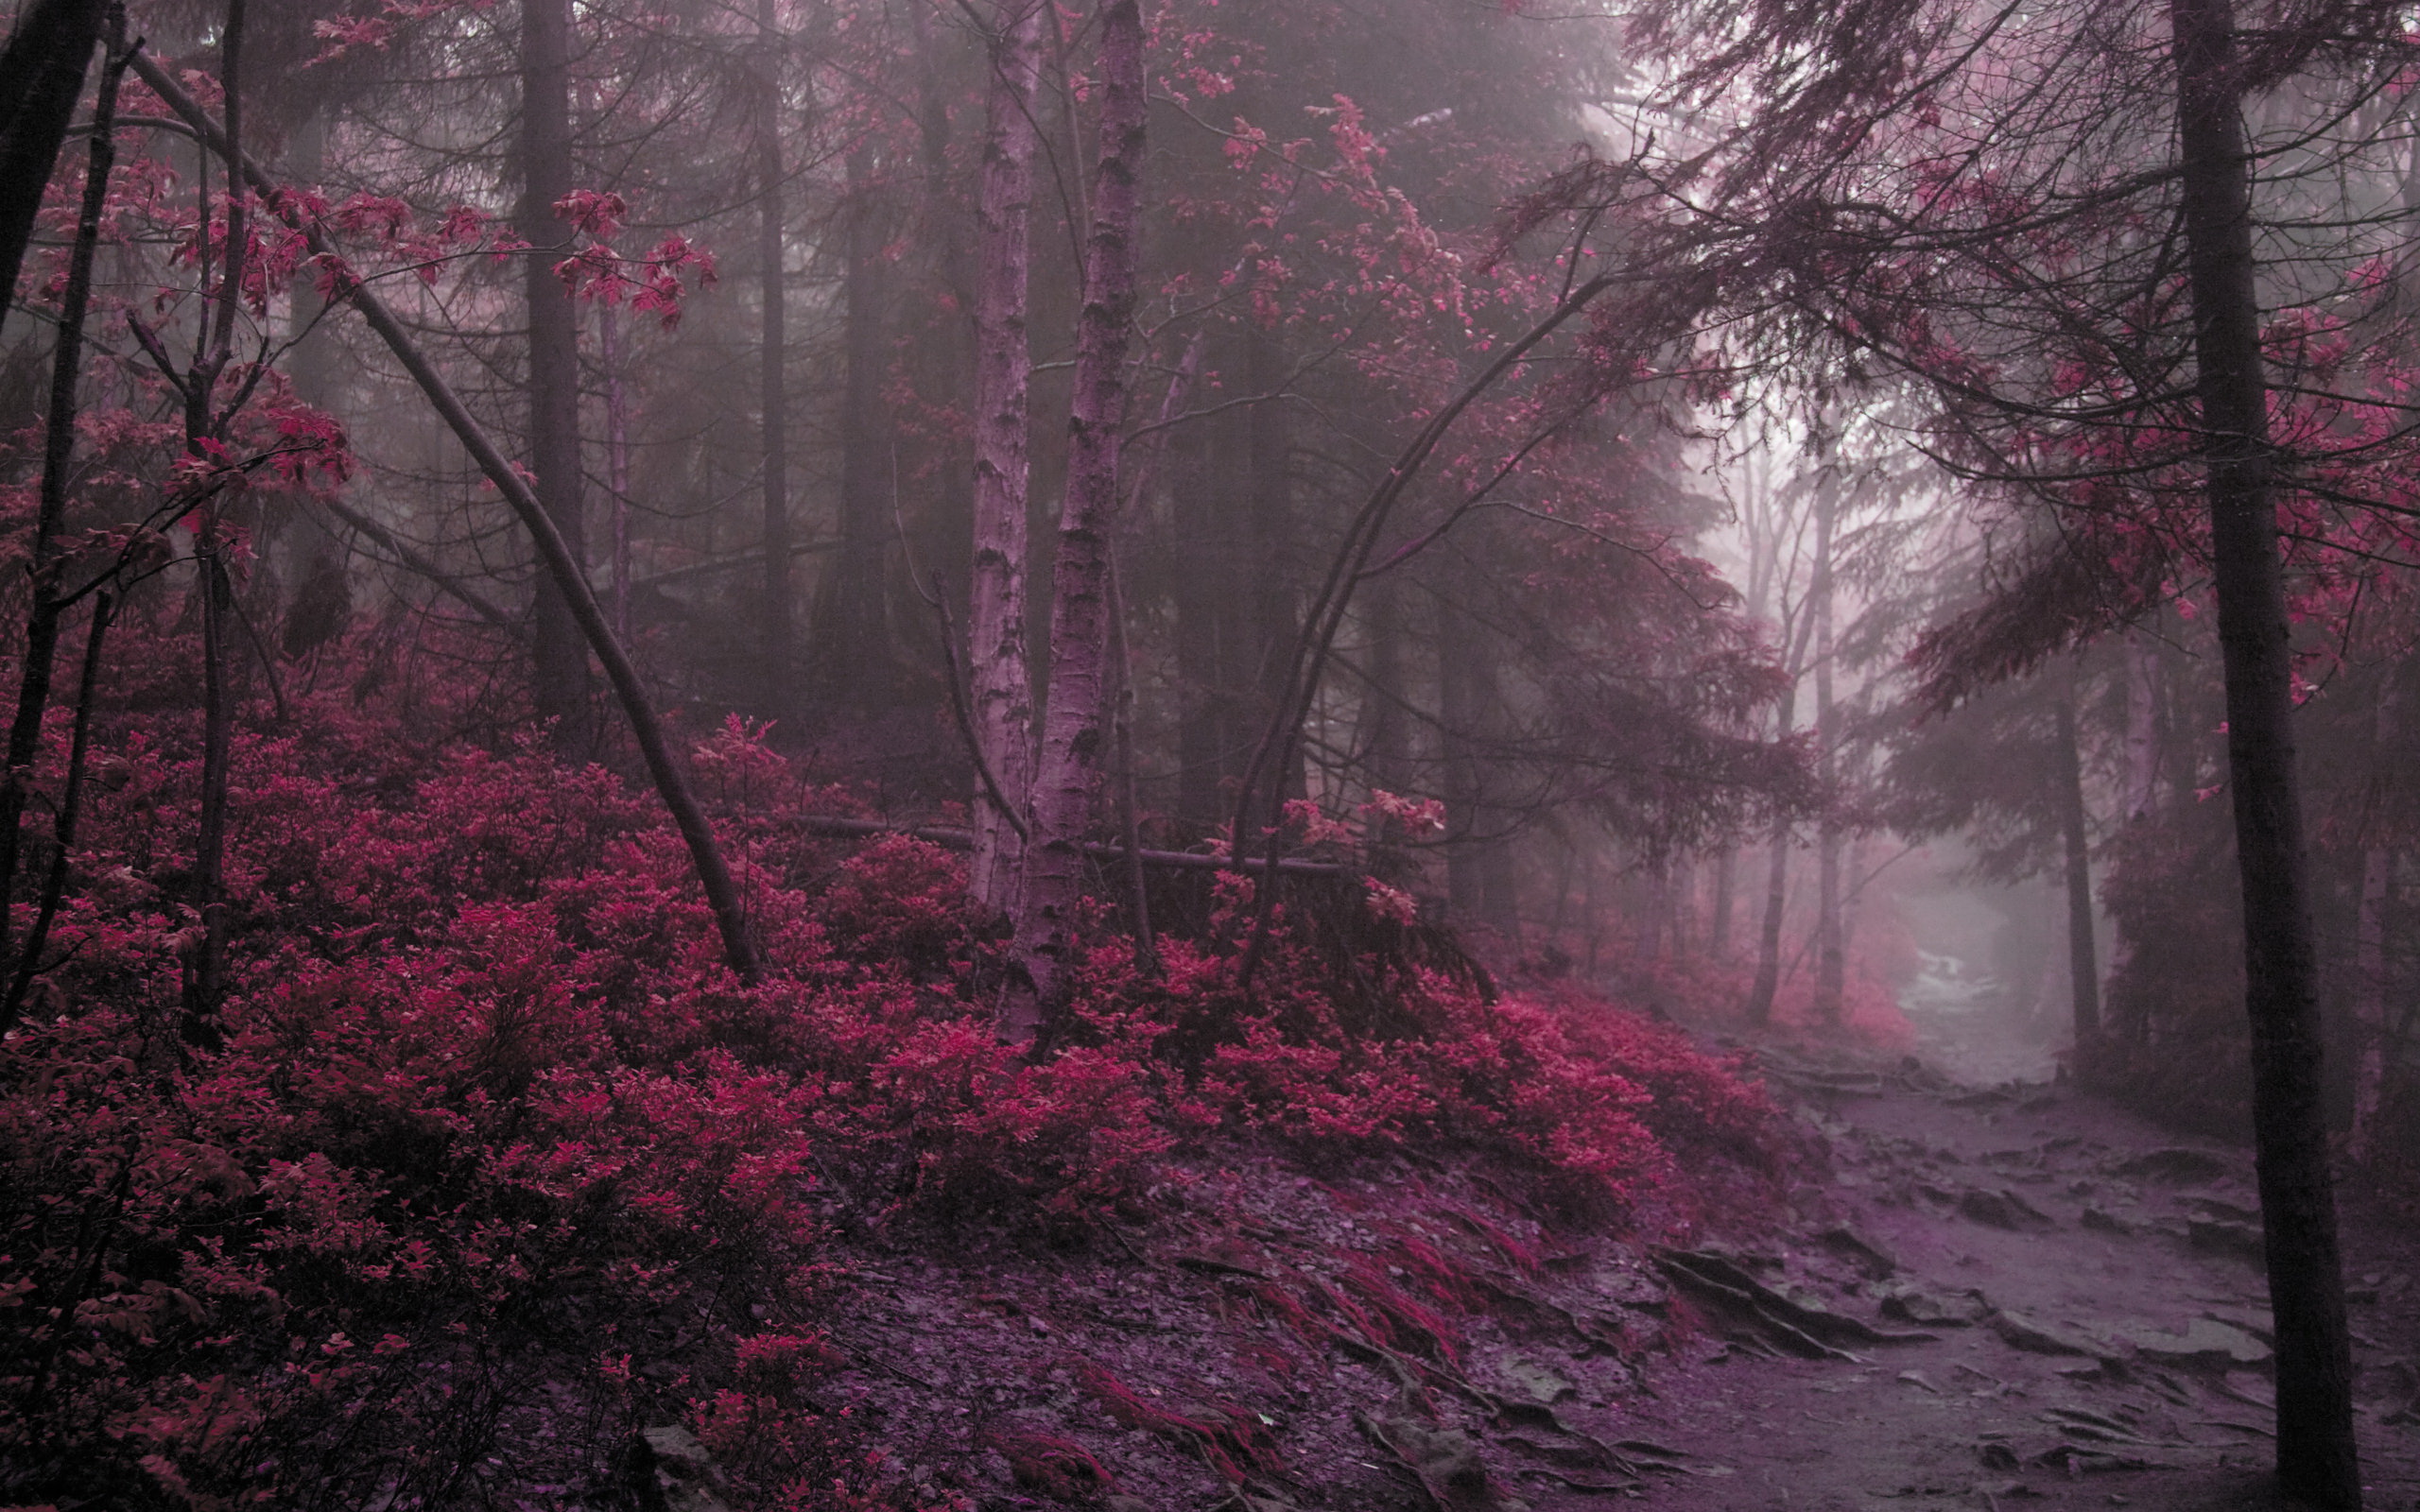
[0,686,1780,1509]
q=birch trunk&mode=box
[1003,0,1146,1040]
[967,0,1046,913]
[2171,0,2358,1498]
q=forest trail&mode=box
[1622,1012,2420,1511]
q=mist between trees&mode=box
[4,0,2420,1505]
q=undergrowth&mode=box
[0,689,1786,1510]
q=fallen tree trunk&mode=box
[771,815,1348,878]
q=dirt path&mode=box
[1612,1045,2420,1512]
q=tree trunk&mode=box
[1003,0,1146,1040]
[2348,675,2401,1164]
[181,0,249,1052]
[967,0,1046,913]
[2171,0,2359,1499]
[1745,678,1800,1025]
[0,0,103,342]
[0,24,120,983]
[520,0,589,752]
[2108,630,2160,1041]
[2054,683,2101,1046]
[1710,847,1736,957]
[820,144,892,704]
[598,305,632,643]
[1811,456,1844,1025]
[756,0,791,707]
[3,592,109,1028]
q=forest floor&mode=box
[1614,1040,2420,1512]
[769,955,2420,1512]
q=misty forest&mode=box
[11,0,2420,1506]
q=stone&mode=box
[2118,1317,2271,1369]
[2110,1148,2235,1185]
[1990,1310,2101,1356]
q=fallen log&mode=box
[769,815,1350,877]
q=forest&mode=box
[3,0,2420,1506]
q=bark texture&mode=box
[756,0,791,705]
[1005,0,1147,1040]
[0,0,103,338]
[519,0,589,750]
[2170,0,2359,1500]
[1811,459,1843,1025]
[967,0,1046,914]
[2054,686,2100,1044]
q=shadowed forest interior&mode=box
[4,0,2420,1506]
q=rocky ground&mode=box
[1616,1047,2420,1512]
[643,956,2420,1512]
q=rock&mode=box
[2201,1305,2273,1345]
[1818,1225,1897,1279]
[2110,1148,2235,1185]
[1960,1188,2051,1228]
[2118,1316,2271,1369]
[1990,1310,2101,1356]
[640,1426,735,1512]
[2080,1207,2132,1235]
[1496,1353,1578,1407]
[1876,1281,1991,1328]
[2187,1217,2265,1262]
[1979,1442,2022,1471]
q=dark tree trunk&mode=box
[519,0,589,751]
[756,0,790,706]
[0,0,103,340]
[4,593,109,1027]
[2171,0,2359,1500]
[1439,593,1490,925]
[820,146,892,704]
[1246,332,1302,801]
[1710,847,1736,957]
[2054,685,2101,1045]
[271,110,351,661]
[1811,461,1843,1024]
[0,24,119,976]
[1745,672,1800,1026]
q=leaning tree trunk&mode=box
[967,0,1046,915]
[1003,0,1146,1042]
[519,0,589,751]
[2053,680,2101,1048]
[2171,0,2359,1501]
[0,0,103,341]
[134,54,765,988]
[0,15,122,1011]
